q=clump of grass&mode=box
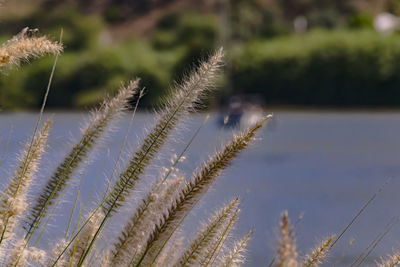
[176,197,240,266]
[130,117,268,267]
[25,79,139,239]
[1,24,397,267]
[69,49,225,266]
[0,30,269,266]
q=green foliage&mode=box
[152,12,218,79]
[230,0,289,40]
[349,12,374,29]
[102,6,125,24]
[3,3,400,110]
[0,7,186,110]
[0,41,184,109]
[231,29,400,106]
[0,7,102,51]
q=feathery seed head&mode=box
[377,252,400,267]
[303,235,334,267]
[99,251,110,267]
[47,238,69,266]
[135,116,269,266]
[0,119,51,244]
[220,230,253,267]
[276,211,298,267]
[176,197,240,266]
[111,176,184,266]
[102,49,224,219]
[6,238,47,267]
[155,233,184,267]
[0,27,62,69]
[66,210,105,266]
[25,80,138,238]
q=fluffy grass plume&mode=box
[66,210,104,266]
[0,120,51,245]
[303,235,334,267]
[0,27,62,69]
[99,251,110,267]
[155,233,184,267]
[276,211,298,267]
[377,252,400,267]
[219,230,253,267]
[0,27,399,266]
[102,48,224,217]
[176,197,240,266]
[71,49,224,266]
[25,80,139,238]
[200,206,240,267]
[6,238,46,267]
[134,116,269,266]
[110,176,183,266]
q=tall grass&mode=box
[0,26,397,267]
[0,26,266,267]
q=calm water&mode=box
[1,111,400,266]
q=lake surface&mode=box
[1,111,400,266]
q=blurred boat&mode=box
[218,95,264,129]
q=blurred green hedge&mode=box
[231,30,400,107]
[4,16,400,110]
[0,9,216,110]
[0,42,185,110]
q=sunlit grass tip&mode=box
[276,211,298,267]
[0,27,62,69]
[111,176,184,266]
[176,197,240,266]
[303,235,334,267]
[134,116,269,266]
[220,230,253,267]
[24,79,139,239]
[377,251,400,267]
[0,119,51,245]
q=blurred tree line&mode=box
[1,0,400,109]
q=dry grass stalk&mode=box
[176,197,240,266]
[135,117,269,267]
[303,235,334,267]
[0,27,62,69]
[276,211,298,267]
[219,230,253,267]
[25,80,139,239]
[0,120,51,245]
